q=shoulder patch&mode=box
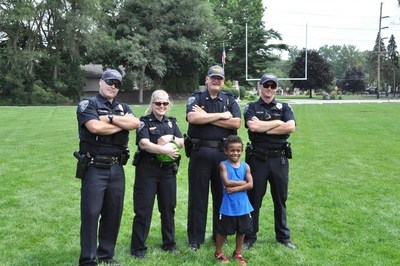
[78,100,89,112]
[187,96,196,106]
[138,121,145,132]
[276,103,283,110]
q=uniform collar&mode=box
[257,97,277,106]
[96,93,116,107]
[205,90,223,101]
[148,112,168,122]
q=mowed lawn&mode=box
[0,102,399,266]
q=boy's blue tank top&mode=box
[220,160,254,216]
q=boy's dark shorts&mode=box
[217,214,253,235]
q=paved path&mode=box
[286,99,400,105]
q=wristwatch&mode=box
[108,114,114,123]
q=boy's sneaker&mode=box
[232,251,247,265]
[215,252,230,263]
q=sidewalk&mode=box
[286,99,400,105]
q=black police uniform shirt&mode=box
[77,93,133,156]
[244,98,295,149]
[136,113,183,158]
[186,90,241,140]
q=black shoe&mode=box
[162,244,177,253]
[131,250,146,260]
[97,258,121,266]
[278,240,296,249]
[188,243,200,251]
[242,240,255,250]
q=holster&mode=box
[245,142,253,163]
[119,148,130,165]
[132,149,142,166]
[284,142,292,159]
[73,151,91,179]
[183,134,192,157]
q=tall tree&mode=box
[209,0,287,86]
[369,32,389,98]
[318,45,366,80]
[289,49,334,98]
[86,0,218,102]
[387,34,399,96]
[336,66,366,94]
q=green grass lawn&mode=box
[1,102,399,266]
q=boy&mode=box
[215,135,254,265]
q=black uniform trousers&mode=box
[79,164,125,266]
[130,158,177,254]
[245,153,291,243]
[187,146,227,245]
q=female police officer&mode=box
[130,90,184,259]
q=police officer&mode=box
[130,90,184,259]
[243,73,296,250]
[186,65,241,250]
[76,69,140,266]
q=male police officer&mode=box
[243,73,296,249]
[186,65,241,251]
[76,69,140,265]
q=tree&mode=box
[318,45,367,80]
[209,0,287,86]
[289,49,334,98]
[336,66,366,94]
[369,32,390,98]
[0,0,96,104]
[387,34,399,96]
[86,0,219,103]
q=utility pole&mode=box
[377,2,389,99]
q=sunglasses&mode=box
[154,102,169,106]
[262,83,277,89]
[103,79,121,89]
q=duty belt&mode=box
[252,148,283,158]
[192,139,223,148]
[91,155,120,168]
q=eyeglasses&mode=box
[103,79,121,89]
[262,83,277,89]
[153,102,169,106]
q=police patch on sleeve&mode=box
[138,121,145,132]
[78,100,89,112]
[276,103,283,110]
[187,96,195,106]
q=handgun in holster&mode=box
[284,142,292,159]
[245,142,253,163]
[183,134,192,158]
[119,147,130,165]
[73,151,91,179]
[132,149,142,166]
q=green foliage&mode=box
[209,0,287,86]
[1,103,400,265]
[289,49,334,97]
[337,66,367,94]
[318,45,368,79]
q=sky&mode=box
[262,0,400,54]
